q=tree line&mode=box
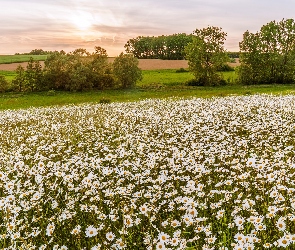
[2,47,142,93]
[15,49,64,55]
[124,34,194,60]
[1,18,295,92]
[186,18,295,86]
[124,18,295,86]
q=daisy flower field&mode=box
[0,95,295,249]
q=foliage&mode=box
[25,57,43,91]
[185,26,229,86]
[124,33,194,59]
[89,46,114,90]
[175,68,189,73]
[15,49,61,55]
[227,51,240,58]
[43,52,71,90]
[238,18,295,85]
[12,65,26,92]
[112,53,142,89]
[42,48,112,92]
[217,64,235,72]
[0,75,8,92]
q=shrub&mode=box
[99,97,111,104]
[217,64,235,72]
[175,68,189,73]
[186,77,227,86]
[112,53,142,89]
[0,75,9,92]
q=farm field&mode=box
[0,58,240,71]
[0,55,48,64]
[0,95,295,249]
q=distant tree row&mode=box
[15,49,61,55]
[7,47,142,92]
[124,34,194,60]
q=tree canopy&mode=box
[184,26,228,86]
[238,18,295,84]
[124,34,193,60]
[11,48,142,92]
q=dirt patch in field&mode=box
[0,60,188,71]
[0,62,45,71]
[0,59,240,71]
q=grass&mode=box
[0,70,17,82]
[139,69,195,87]
[1,83,295,110]
[1,68,295,110]
[0,54,47,64]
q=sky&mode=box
[1,0,295,56]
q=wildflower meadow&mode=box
[0,95,295,250]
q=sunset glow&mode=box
[70,11,94,31]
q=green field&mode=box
[1,83,295,110]
[0,54,47,64]
[0,70,16,82]
[1,67,295,110]
[139,69,195,87]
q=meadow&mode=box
[0,95,295,249]
[1,58,295,249]
[2,68,295,111]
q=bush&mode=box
[185,78,204,86]
[217,64,235,72]
[46,90,56,96]
[175,68,189,73]
[186,77,227,86]
[99,97,111,104]
[113,53,142,89]
[0,75,9,92]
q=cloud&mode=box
[1,0,295,55]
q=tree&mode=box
[184,26,228,86]
[12,65,26,92]
[43,47,112,91]
[43,52,71,90]
[238,18,295,84]
[25,57,43,91]
[124,34,193,59]
[89,46,114,90]
[112,53,142,89]
[0,75,9,93]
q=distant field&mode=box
[139,69,195,87]
[0,70,17,82]
[0,55,47,64]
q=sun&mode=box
[70,11,93,31]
